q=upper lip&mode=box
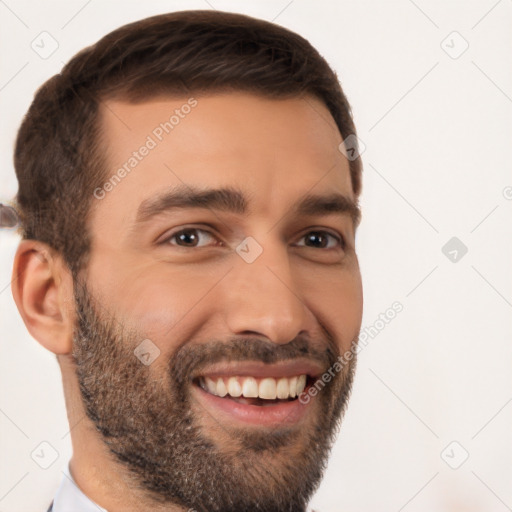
[192,359,325,380]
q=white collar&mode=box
[52,463,107,512]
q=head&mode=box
[12,10,363,512]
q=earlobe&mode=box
[11,240,75,355]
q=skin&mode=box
[12,92,363,511]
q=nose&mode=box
[221,238,310,345]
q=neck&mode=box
[59,355,186,512]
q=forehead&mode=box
[94,93,353,224]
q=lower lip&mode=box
[192,384,313,427]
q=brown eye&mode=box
[166,228,218,248]
[298,230,344,250]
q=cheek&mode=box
[299,266,363,351]
[86,254,224,344]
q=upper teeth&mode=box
[200,375,307,399]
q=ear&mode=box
[11,240,75,354]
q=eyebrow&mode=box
[296,192,361,227]
[134,184,361,227]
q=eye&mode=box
[295,230,345,250]
[162,227,221,248]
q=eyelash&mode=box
[160,226,346,251]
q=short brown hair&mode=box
[14,10,362,276]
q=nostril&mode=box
[240,330,263,336]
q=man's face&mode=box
[74,92,363,511]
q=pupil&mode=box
[178,229,197,246]
[307,232,326,248]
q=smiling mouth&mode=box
[194,374,312,406]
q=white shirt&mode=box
[52,462,320,512]
[52,463,107,512]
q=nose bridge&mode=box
[222,235,308,344]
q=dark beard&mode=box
[71,278,358,512]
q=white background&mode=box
[1,1,511,511]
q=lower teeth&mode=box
[225,396,293,406]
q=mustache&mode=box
[169,333,339,385]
